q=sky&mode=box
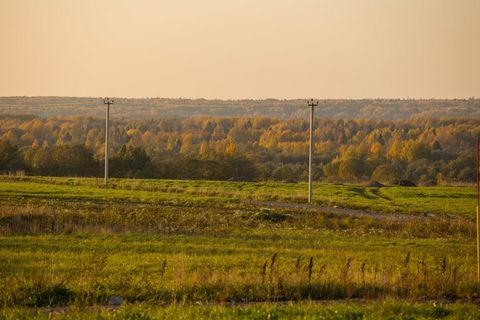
[0,0,479,99]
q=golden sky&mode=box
[1,0,479,99]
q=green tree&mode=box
[0,139,22,171]
[111,145,152,178]
[371,164,401,184]
[31,145,98,176]
[338,158,365,181]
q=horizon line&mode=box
[0,95,478,101]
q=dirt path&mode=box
[243,200,462,222]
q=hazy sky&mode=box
[1,0,479,99]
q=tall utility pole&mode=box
[307,99,318,203]
[104,97,114,189]
[476,138,480,281]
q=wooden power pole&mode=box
[307,99,318,203]
[104,97,114,189]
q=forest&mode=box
[0,114,477,185]
[0,97,478,120]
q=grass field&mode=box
[0,176,476,217]
[0,176,478,319]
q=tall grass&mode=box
[1,238,478,307]
[0,203,474,239]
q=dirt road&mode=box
[243,200,463,222]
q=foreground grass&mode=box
[0,232,478,307]
[2,301,480,319]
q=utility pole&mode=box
[104,97,114,189]
[307,99,318,203]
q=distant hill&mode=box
[0,96,478,120]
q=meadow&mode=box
[0,176,476,217]
[0,176,479,319]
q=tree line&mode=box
[0,115,478,185]
[1,97,478,120]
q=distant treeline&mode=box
[0,115,478,184]
[0,97,479,120]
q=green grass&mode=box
[0,176,478,319]
[2,301,480,319]
[0,176,476,217]
[0,231,478,307]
